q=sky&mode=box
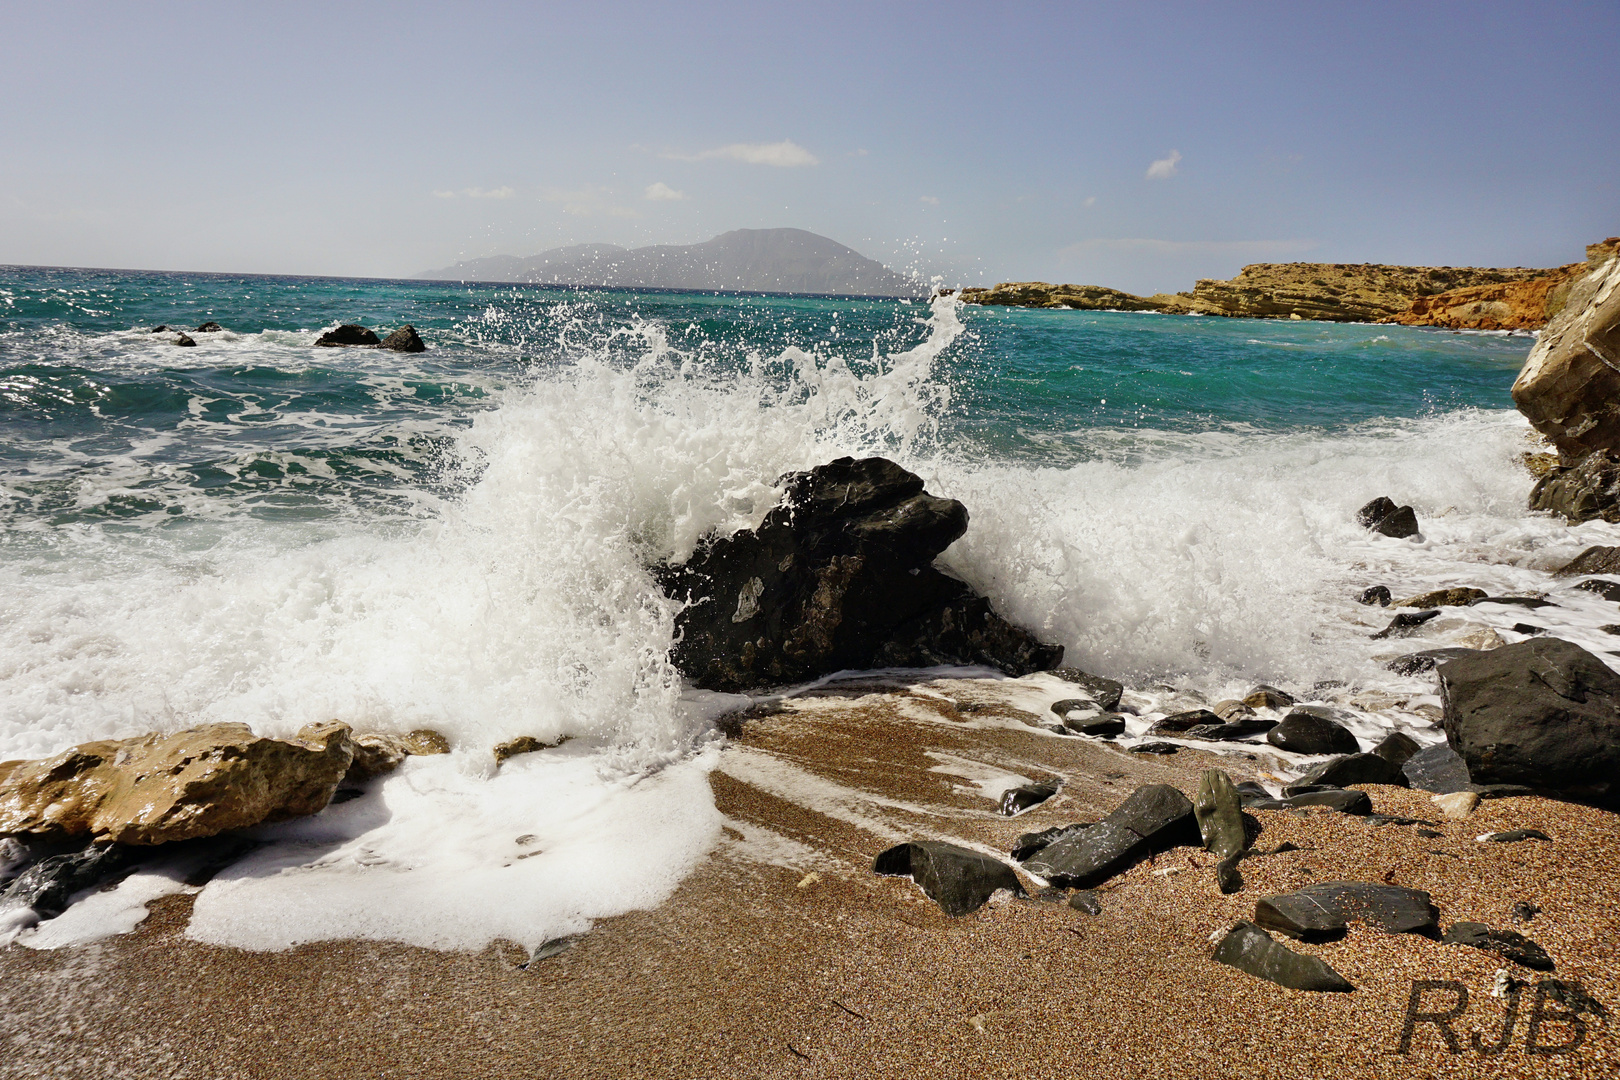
[1,1,1615,294]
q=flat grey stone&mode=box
[1213,921,1354,992]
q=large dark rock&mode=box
[1148,709,1221,735]
[1213,922,1354,992]
[173,333,196,347]
[1292,752,1407,790]
[1401,743,1473,794]
[998,783,1057,816]
[1267,711,1360,756]
[1436,637,1620,794]
[1357,497,1420,538]
[194,321,224,333]
[1552,546,1620,577]
[1255,882,1439,941]
[1359,585,1392,606]
[1442,922,1554,970]
[873,840,1023,917]
[1010,823,1090,862]
[380,325,426,353]
[1511,250,1620,462]
[1020,784,1198,888]
[315,324,382,347]
[1372,731,1421,769]
[658,458,1062,692]
[1575,578,1620,602]
[1356,497,1398,528]
[1050,669,1123,711]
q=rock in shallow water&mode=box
[315,324,381,347]
[1267,711,1360,756]
[873,840,1024,917]
[379,324,426,352]
[1371,609,1441,639]
[1552,545,1620,577]
[657,458,1062,692]
[1437,637,1620,795]
[1394,587,1487,608]
[1255,882,1439,941]
[1049,668,1124,711]
[1212,921,1354,992]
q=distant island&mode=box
[416,228,926,298]
[959,237,1620,330]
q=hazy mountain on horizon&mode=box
[416,228,925,297]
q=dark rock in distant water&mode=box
[1292,752,1407,790]
[1401,743,1473,794]
[1552,545,1620,578]
[1529,449,1620,523]
[1050,668,1124,711]
[873,840,1023,917]
[999,783,1058,816]
[380,325,426,353]
[174,334,196,347]
[1575,577,1620,602]
[1256,882,1439,941]
[150,325,169,333]
[1372,731,1421,770]
[1443,922,1554,970]
[1358,585,1392,606]
[194,321,224,333]
[1437,637,1620,795]
[1370,609,1440,639]
[1212,922,1354,992]
[657,457,1062,692]
[1020,784,1198,888]
[1385,648,1477,676]
[316,325,382,347]
[1357,497,1398,528]
[1267,711,1360,756]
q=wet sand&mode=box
[1,674,1615,1079]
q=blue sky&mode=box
[1,1,1614,292]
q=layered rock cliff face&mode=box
[1515,249,1620,467]
[960,242,1618,328]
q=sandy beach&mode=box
[2,673,1613,1080]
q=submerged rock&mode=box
[873,840,1023,917]
[174,333,196,347]
[1371,610,1441,639]
[1255,882,1439,941]
[0,722,354,845]
[657,458,1063,692]
[1529,450,1620,523]
[1394,587,1487,608]
[1552,546,1620,577]
[1384,647,1478,676]
[1436,637,1620,795]
[1212,921,1354,992]
[1357,497,1420,538]
[0,842,143,920]
[379,325,426,353]
[194,321,224,332]
[1267,711,1360,756]
[1020,784,1198,888]
[315,324,382,347]
[1049,668,1124,711]
[1358,585,1392,606]
[1443,922,1554,970]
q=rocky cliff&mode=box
[960,243,1617,327]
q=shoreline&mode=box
[1,673,1614,1078]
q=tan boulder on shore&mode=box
[1513,242,1620,462]
[0,721,355,845]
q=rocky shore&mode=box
[960,238,1619,329]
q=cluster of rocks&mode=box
[0,723,447,932]
[656,457,1064,692]
[148,321,428,352]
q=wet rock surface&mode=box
[379,325,426,352]
[658,458,1063,692]
[873,840,1023,917]
[1393,587,1487,608]
[1212,921,1354,992]
[1401,743,1473,794]
[998,783,1058,816]
[1552,545,1620,577]
[0,722,355,845]
[1266,711,1360,756]
[1371,609,1440,639]
[315,324,382,347]
[1512,247,1620,461]
[1049,669,1123,711]
[1437,637,1620,795]
[1255,882,1439,941]
[1020,784,1198,888]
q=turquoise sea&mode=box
[7,264,1615,951]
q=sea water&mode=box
[2,265,1616,950]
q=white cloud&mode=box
[432,190,457,199]
[667,140,819,167]
[1146,150,1182,180]
[920,195,939,205]
[644,182,686,201]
